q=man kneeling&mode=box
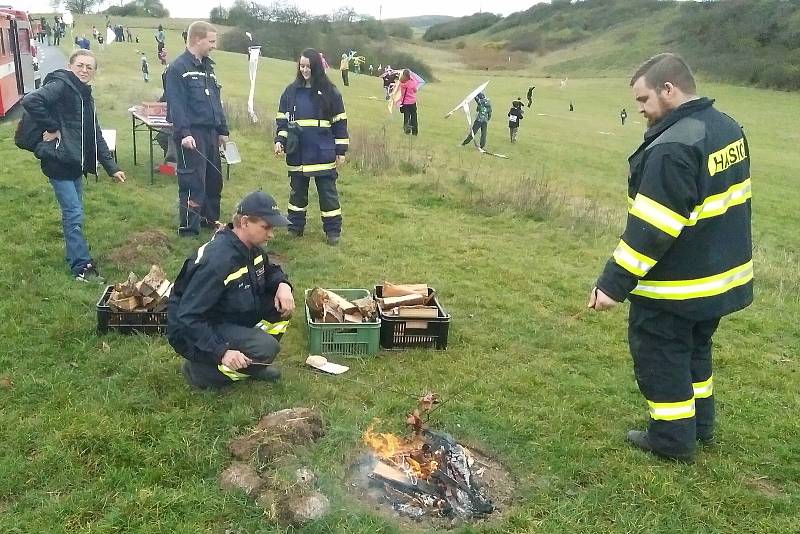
[168,191,295,388]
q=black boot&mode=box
[626,430,695,463]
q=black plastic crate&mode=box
[375,285,450,350]
[96,285,168,335]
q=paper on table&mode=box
[306,355,349,375]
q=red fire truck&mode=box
[0,6,37,117]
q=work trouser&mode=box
[628,303,720,457]
[462,120,488,148]
[287,172,342,237]
[176,127,223,235]
[181,316,289,389]
[400,103,418,135]
[341,70,349,86]
[509,127,519,143]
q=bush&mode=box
[422,12,501,41]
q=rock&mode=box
[282,491,330,524]
[219,462,265,496]
[295,467,316,486]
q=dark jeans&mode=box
[176,127,222,234]
[287,173,342,237]
[462,120,488,148]
[341,70,349,86]
[180,322,282,388]
[628,303,720,456]
[50,177,91,275]
[400,103,418,135]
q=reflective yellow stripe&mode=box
[194,241,210,265]
[629,194,687,238]
[276,112,288,120]
[331,112,347,123]
[257,320,289,335]
[335,138,350,145]
[613,239,657,277]
[287,203,307,212]
[224,266,248,286]
[218,364,249,381]
[294,119,331,127]
[708,138,747,177]
[253,254,263,266]
[687,179,751,225]
[278,131,288,138]
[627,196,635,208]
[648,398,695,421]
[321,208,342,217]
[632,260,753,300]
[693,376,713,399]
[287,162,337,173]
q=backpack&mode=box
[14,109,44,153]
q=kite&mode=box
[386,69,426,113]
[444,81,508,159]
[246,43,261,123]
[106,26,116,43]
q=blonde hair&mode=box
[69,49,97,67]
[187,21,216,44]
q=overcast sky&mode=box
[25,0,547,20]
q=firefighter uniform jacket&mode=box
[165,49,229,142]
[274,81,348,176]
[597,97,753,321]
[167,227,290,364]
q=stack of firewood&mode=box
[377,282,438,318]
[306,288,378,323]
[108,265,172,312]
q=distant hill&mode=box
[424,0,800,91]
[386,15,455,30]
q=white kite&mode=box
[106,26,116,43]
[444,81,508,159]
[246,45,261,123]
[62,11,73,26]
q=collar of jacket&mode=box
[180,48,215,68]
[44,69,90,98]
[220,224,259,256]
[643,97,714,142]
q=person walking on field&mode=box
[165,21,230,237]
[507,97,524,142]
[339,53,349,87]
[461,92,492,148]
[21,50,126,282]
[526,85,535,108]
[398,69,419,136]
[275,48,348,246]
[620,107,628,125]
[589,53,753,463]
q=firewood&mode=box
[322,302,344,323]
[140,265,167,296]
[109,295,139,312]
[378,294,426,310]
[344,311,363,323]
[391,306,439,318]
[322,289,357,314]
[352,297,378,321]
[383,282,430,298]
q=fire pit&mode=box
[352,423,513,528]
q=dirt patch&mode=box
[269,253,288,268]
[349,441,515,531]
[107,230,173,267]
[743,475,785,498]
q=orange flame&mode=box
[363,425,438,479]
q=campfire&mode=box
[358,395,495,522]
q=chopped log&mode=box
[383,282,430,298]
[140,265,167,296]
[109,295,139,312]
[352,297,378,321]
[306,288,328,320]
[390,306,439,318]
[323,289,357,314]
[379,294,426,310]
[343,311,363,323]
[322,302,344,323]
[371,460,441,496]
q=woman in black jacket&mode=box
[22,50,126,282]
[274,48,348,246]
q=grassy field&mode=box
[1,15,799,533]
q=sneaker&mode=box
[75,263,105,284]
[326,234,340,246]
[250,364,281,382]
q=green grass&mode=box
[1,15,798,533]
